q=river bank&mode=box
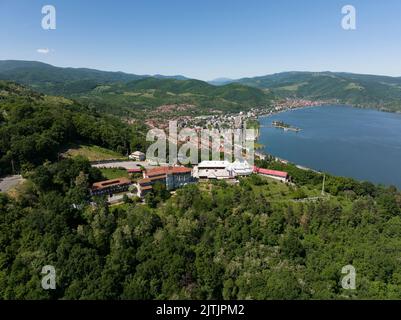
[257,104,401,188]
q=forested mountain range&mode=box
[0,61,274,115]
[0,60,146,95]
[229,71,401,112]
[3,61,401,114]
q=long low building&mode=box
[91,177,132,196]
[127,168,142,174]
[193,160,253,179]
[137,166,195,197]
[194,161,232,179]
[253,167,290,182]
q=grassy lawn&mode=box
[99,168,129,180]
[246,175,322,202]
[64,144,126,161]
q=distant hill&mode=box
[0,60,148,95]
[76,78,274,115]
[0,61,273,114]
[233,71,401,112]
[208,77,235,86]
[3,61,401,113]
[152,74,190,81]
[0,60,188,95]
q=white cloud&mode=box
[36,48,50,54]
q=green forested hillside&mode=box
[3,61,401,114]
[235,72,401,112]
[76,78,274,115]
[0,61,274,115]
[0,158,400,299]
[0,60,145,95]
[0,81,146,176]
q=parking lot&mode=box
[92,161,168,170]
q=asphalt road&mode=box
[92,161,168,170]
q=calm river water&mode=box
[259,105,401,188]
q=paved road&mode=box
[92,161,154,170]
[0,175,24,193]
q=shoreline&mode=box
[252,104,327,156]
[252,104,401,188]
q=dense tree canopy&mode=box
[1,158,400,299]
[0,81,147,176]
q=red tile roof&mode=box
[92,177,131,190]
[146,166,192,178]
[138,178,151,185]
[149,174,166,181]
[253,167,288,178]
[127,168,142,173]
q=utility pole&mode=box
[11,159,15,175]
[321,174,326,196]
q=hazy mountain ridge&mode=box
[0,61,274,114]
[208,77,235,86]
[2,60,401,113]
[0,60,189,95]
[232,71,401,111]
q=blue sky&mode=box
[1,0,401,80]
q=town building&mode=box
[91,177,132,196]
[193,161,232,180]
[193,160,253,180]
[227,160,253,177]
[129,151,146,161]
[137,166,195,197]
[253,167,290,182]
[234,114,244,129]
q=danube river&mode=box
[259,105,401,188]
